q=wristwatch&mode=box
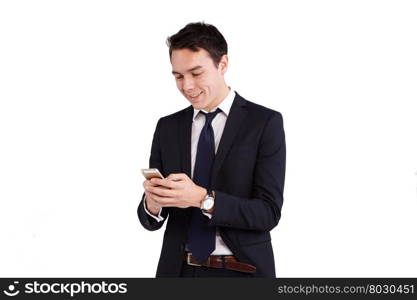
[200,190,215,213]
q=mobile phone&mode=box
[141,168,164,180]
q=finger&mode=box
[150,178,164,186]
[143,180,154,188]
[145,191,155,204]
[151,194,174,207]
[145,193,160,209]
[150,178,177,189]
[147,186,176,197]
[166,173,187,181]
[145,178,160,186]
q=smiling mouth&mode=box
[187,91,203,99]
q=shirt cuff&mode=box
[143,196,164,222]
[202,211,213,219]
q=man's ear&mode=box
[218,54,228,75]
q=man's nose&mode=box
[182,76,195,91]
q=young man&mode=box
[137,22,286,277]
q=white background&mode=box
[1,0,416,277]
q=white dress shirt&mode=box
[144,88,235,255]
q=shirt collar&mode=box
[192,87,235,121]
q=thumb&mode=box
[166,173,187,181]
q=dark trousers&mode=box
[180,261,253,278]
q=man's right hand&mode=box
[143,179,163,216]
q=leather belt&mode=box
[183,252,256,274]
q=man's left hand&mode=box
[145,173,207,209]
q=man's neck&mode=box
[204,84,230,112]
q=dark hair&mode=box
[166,22,228,67]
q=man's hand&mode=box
[143,179,167,216]
[144,173,207,209]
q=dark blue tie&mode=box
[187,108,221,263]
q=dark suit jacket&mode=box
[137,92,286,277]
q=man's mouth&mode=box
[187,91,203,100]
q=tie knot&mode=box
[200,108,221,126]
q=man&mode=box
[137,22,286,277]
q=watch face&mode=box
[203,197,214,210]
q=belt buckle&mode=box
[187,254,202,267]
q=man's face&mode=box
[171,48,227,111]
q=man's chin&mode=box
[190,101,207,110]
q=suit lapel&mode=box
[210,93,248,188]
[179,105,194,178]
[178,105,194,220]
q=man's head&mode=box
[167,22,230,111]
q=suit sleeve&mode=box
[208,111,286,231]
[137,118,170,231]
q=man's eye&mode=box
[175,76,183,80]
[192,73,202,77]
